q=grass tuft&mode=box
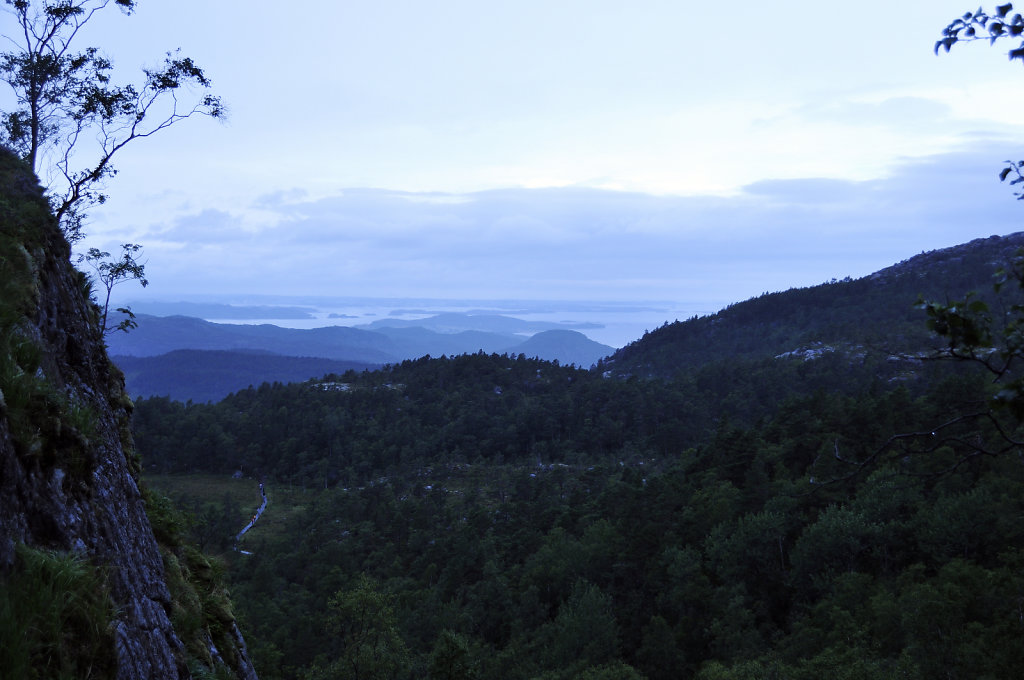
[0,544,118,680]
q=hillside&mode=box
[0,148,258,679]
[114,350,378,403]
[513,329,612,366]
[135,338,1024,679]
[602,232,1024,379]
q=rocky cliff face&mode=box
[0,148,258,679]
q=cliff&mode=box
[0,147,258,679]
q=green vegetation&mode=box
[0,544,118,680]
[0,144,252,678]
[0,150,54,437]
[138,318,1024,679]
[0,149,100,479]
[144,473,304,551]
[143,484,253,678]
[131,349,935,486]
[80,243,149,335]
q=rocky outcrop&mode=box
[0,148,258,679]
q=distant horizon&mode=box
[116,295,731,349]
[120,219,1024,308]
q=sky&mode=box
[5,1,1024,316]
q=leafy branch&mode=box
[999,160,1024,199]
[78,242,147,335]
[937,4,1024,198]
[807,410,1019,492]
[935,4,1024,55]
[808,251,1024,488]
[916,250,1024,419]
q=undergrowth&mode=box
[0,149,99,479]
[0,545,118,680]
[144,486,245,679]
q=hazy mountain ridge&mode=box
[514,329,613,367]
[106,315,398,363]
[110,315,615,401]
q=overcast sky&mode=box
[7,1,1024,310]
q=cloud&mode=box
[143,209,247,242]
[253,188,309,208]
[794,96,953,129]
[741,178,866,204]
[125,141,1024,305]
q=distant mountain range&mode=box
[109,313,614,401]
[112,232,1024,402]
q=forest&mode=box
[134,246,1024,679]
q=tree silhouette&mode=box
[0,0,223,241]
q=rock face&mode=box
[0,148,258,679]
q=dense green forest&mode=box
[135,253,1024,678]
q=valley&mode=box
[135,232,1024,680]
[5,3,1022,678]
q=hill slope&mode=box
[114,350,379,403]
[602,232,1024,379]
[514,329,614,366]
